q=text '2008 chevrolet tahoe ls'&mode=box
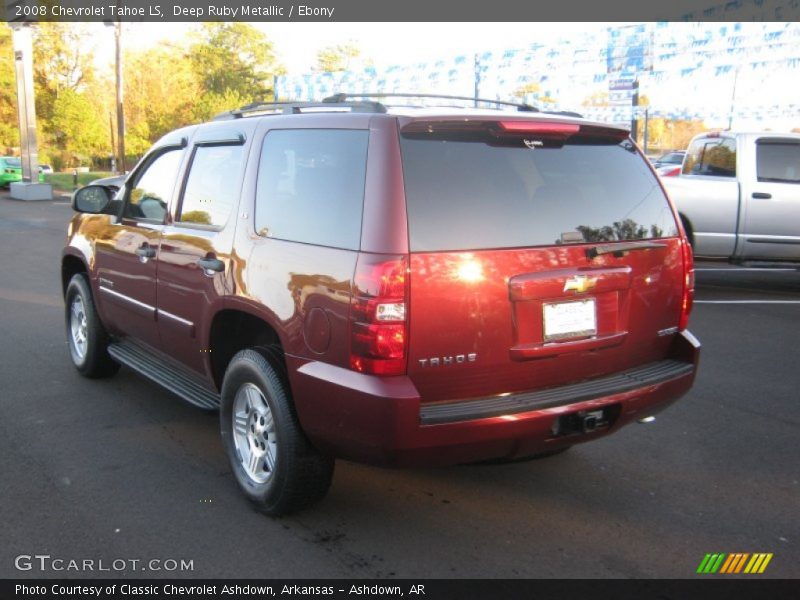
[62,94,700,515]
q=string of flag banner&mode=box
[275,22,800,126]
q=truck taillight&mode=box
[350,256,408,376]
[680,238,695,331]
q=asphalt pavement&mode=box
[1,194,797,579]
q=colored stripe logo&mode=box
[697,553,773,574]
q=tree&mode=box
[0,25,18,150]
[124,44,201,153]
[49,88,107,165]
[188,23,281,104]
[314,42,361,72]
[514,81,557,105]
[31,23,107,168]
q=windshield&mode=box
[400,132,678,252]
[4,158,21,167]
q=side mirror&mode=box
[72,185,112,214]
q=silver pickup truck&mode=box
[662,131,800,265]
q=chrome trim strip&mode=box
[157,309,194,328]
[99,286,155,314]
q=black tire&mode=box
[220,347,334,516]
[64,273,120,378]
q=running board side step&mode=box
[108,341,220,410]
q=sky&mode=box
[81,21,798,132]
[94,22,608,73]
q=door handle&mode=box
[135,246,156,258]
[752,192,772,199]
[197,257,225,274]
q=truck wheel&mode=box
[220,348,334,516]
[64,274,120,378]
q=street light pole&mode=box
[9,23,51,200]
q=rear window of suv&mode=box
[399,125,678,252]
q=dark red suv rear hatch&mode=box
[398,117,688,403]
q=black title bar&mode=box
[2,0,800,22]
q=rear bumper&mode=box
[290,331,700,467]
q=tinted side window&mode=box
[756,141,800,184]
[179,145,244,227]
[125,149,184,221]
[682,138,736,177]
[255,129,368,250]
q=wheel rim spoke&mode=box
[234,414,248,436]
[232,382,277,484]
[69,297,88,360]
[247,448,261,474]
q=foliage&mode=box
[0,25,18,150]
[577,219,662,243]
[45,171,114,191]
[514,81,557,105]
[314,42,361,72]
[124,43,201,153]
[49,88,108,165]
[188,23,281,102]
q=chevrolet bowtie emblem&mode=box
[563,275,598,293]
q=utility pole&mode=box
[114,22,125,173]
[473,54,480,106]
[727,65,740,131]
[630,79,640,144]
[108,111,116,173]
[9,23,51,200]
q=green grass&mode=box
[44,172,115,192]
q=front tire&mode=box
[220,348,334,516]
[64,273,120,378]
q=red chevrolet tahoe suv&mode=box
[62,94,699,515]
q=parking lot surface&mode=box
[1,196,797,579]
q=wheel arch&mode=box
[208,307,284,391]
[61,252,88,297]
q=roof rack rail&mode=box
[213,99,387,121]
[323,93,539,112]
[542,109,584,118]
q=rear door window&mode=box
[255,129,368,250]
[682,137,737,177]
[400,128,678,252]
[756,140,800,184]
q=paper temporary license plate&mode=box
[543,299,597,341]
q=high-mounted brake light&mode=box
[498,121,580,135]
[679,238,695,331]
[350,256,408,376]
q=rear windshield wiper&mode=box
[586,240,667,260]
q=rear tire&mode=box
[220,348,334,516]
[64,274,120,378]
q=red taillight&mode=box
[498,121,580,135]
[350,255,408,376]
[679,239,695,331]
[662,166,681,177]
